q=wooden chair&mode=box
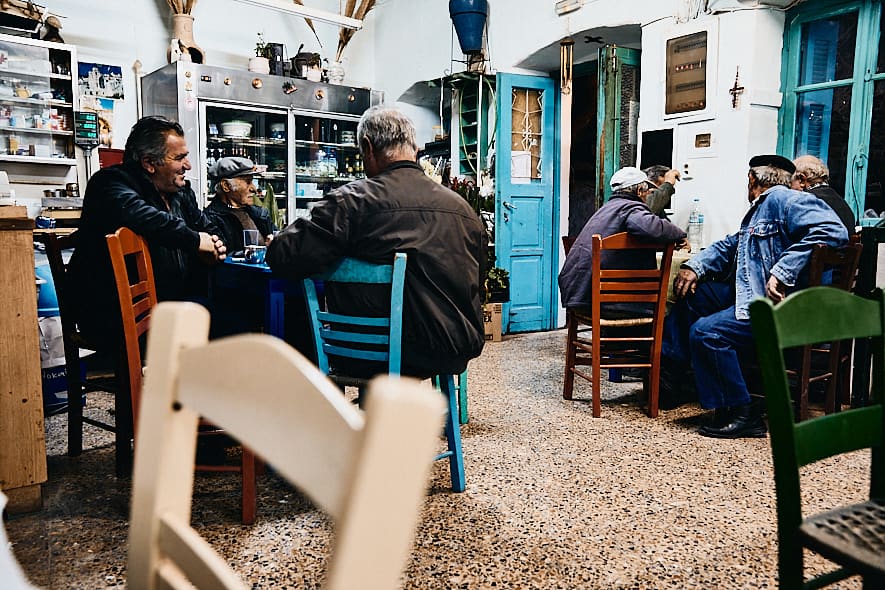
[40,231,120,461]
[797,242,863,417]
[750,287,885,588]
[106,227,258,524]
[128,302,445,590]
[562,232,675,418]
[747,243,866,422]
[303,254,466,492]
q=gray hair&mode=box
[123,115,184,167]
[643,165,670,183]
[750,165,792,188]
[793,155,830,183]
[356,105,418,159]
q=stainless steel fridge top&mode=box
[142,62,381,116]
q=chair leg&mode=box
[647,352,661,418]
[563,313,577,400]
[439,375,465,493]
[115,352,134,478]
[591,341,601,418]
[66,359,84,457]
[457,369,468,424]
[241,448,257,525]
[114,383,133,478]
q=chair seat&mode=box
[800,499,885,578]
[571,310,653,328]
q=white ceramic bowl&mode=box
[221,120,252,138]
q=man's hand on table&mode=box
[198,232,227,263]
[673,267,698,299]
[675,238,691,252]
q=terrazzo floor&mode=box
[4,329,871,589]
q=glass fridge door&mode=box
[291,112,362,220]
[201,102,290,225]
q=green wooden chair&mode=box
[749,287,885,588]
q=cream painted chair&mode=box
[0,492,39,590]
[127,302,445,590]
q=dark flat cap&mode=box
[749,154,796,174]
[209,156,256,180]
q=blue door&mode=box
[495,73,557,333]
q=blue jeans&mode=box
[662,281,755,410]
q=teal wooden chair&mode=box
[750,287,885,588]
[303,253,466,492]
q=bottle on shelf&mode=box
[687,197,704,252]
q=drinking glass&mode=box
[243,229,260,249]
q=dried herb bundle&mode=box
[336,0,375,62]
[165,0,197,15]
[292,0,322,47]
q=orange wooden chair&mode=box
[106,227,259,524]
[562,233,675,418]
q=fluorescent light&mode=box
[232,0,363,30]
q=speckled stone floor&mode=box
[4,329,870,589]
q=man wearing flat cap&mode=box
[204,156,277,253]
[662,154,848,439]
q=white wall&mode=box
[638,7,787,245]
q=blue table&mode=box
[213,258,302,340]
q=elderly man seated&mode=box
[661,154,849,439]
[204,156,277,253]
[559,166,687,319]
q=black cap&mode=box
[749,154,796,174]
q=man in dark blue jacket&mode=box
[68,116,226,346]
[559,166,687,318]
[204,157,276,252]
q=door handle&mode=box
[502,201,518,211]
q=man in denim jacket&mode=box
[662,154,848,438]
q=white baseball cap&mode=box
[610,167,651,191]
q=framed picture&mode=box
[77,62,124,100]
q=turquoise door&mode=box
[779,0,884,218]
[596,45,641,206]
[495,73,557,333]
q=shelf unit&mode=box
[0,33,79,202]
[451,73,495,177]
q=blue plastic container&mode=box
[449,0,488,55]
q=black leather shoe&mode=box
[699,404,767,439]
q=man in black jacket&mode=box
[791,155,856,233]
[68,116,226,346]
[267,105,486,378]
[204,156,276,252]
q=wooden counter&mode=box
[0,206,47,513]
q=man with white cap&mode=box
[559,166,687,318]
[204,156,277,253]
[662,154,849,438]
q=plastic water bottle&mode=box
[687,197,704,252]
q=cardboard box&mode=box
[483,302,503,342]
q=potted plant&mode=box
[485,266,510,303]
[249,33,270,74]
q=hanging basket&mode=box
[449,0,488,55]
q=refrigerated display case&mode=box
[141,62,381,225]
